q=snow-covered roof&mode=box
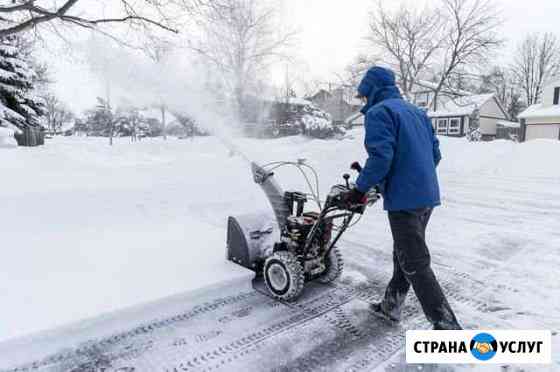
[307,89,362,107]
[306,89,330,100]
[287,97,314,106]
[518,104,560,119]
[428,94,495,118]
[496,120,520,128]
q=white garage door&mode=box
[525,124,560,141]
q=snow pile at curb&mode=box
[500,139,560,176]
[0,126,17,148]
[437,137,560,178]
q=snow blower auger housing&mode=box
[227,161,379,302]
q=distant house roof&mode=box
[496,120,521,128]
[307,89,331,101]
[306,89,362,108]
[428,94,495,118]
[518,103,560,119]
[286,97,314,106]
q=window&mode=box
[554,87,560,105]
[436,119,448,135]
[448,118,461,135]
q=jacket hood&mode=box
[358,67,402,114]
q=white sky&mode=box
[48,0,560,112]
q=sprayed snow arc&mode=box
[0,131,559,371]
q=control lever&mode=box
[343,173,350,189]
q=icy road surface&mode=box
[1,133,559,371]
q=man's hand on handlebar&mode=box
[331,161,381,213]
[340,187,368,213]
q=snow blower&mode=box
[226,161,379,301]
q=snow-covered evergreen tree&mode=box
[0,36,44,131]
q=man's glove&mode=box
[342,188,368,212]
[345,188,366,204]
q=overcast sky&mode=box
[283,0,560,79]
[49,0,560,112]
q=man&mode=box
[344,66,462,330]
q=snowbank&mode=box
[0,126,17,148]
[438,136,560,178]
[0,137,256,342]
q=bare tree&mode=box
[479,66,525,119]
[146,41,174,140]
[428,0,503,109]
[42,92,74,134]
[366,2,444,99]
[511,33,560,107]
[187,0,297,119]
[0,0,192,37]
[360,0,501,109]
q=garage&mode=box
[525,123,560,141]
[519,81,560,142]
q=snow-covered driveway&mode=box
[0,133,558,371]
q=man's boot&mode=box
[369,301,402,323]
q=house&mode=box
[428,93,509,140]
[306,88,361,125]
[410,80,473,110]
[518,80,560,142]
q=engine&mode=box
[275,191,333,277]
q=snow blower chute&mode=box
[227,161,379,301]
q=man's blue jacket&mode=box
[355,67,442,211]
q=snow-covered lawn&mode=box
[1,131,559,365]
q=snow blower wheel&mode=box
[263,251,304,301]
[317,246,344,284]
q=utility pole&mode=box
[106,81,113,146]
[161,104,167,140]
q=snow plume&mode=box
[81,37,252,161]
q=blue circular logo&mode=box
[470,333,498,361]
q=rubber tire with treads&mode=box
[263,251,305,301]
[317,246,344,284]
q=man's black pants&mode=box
[382,208,461,328]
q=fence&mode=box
[14,126,45,147]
